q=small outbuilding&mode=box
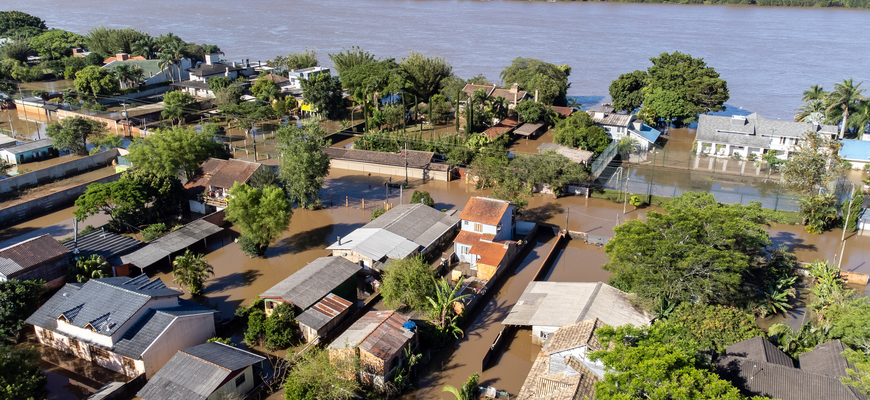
[328,310,415,387]
[259,256,361,320]
[0,234,70,288]
[0,138,55,165]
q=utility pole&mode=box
[623,168,629,215]
[17,84,30,136]
[837,184,856,270]
[565,208,569,231]
[121,102,129,137]
[404,142,408,184]
[251,122,258,161]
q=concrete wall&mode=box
[0,172,121,228]
[141,313,215,379]
[329,159,450,181]
[0,148,120,193]
[57,109,149,137]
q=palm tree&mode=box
[158,41,186,83]
[172,250,214,295]
[801,85,829,102]
[827,79,867,138]
[769,322,832,357]
[131,37,157,59]
[113,64,144,89]
[426,277,472,338]
[443,373,479,400]
[795,99,827,123]
[72,254,110,283]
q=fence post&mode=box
[346,196,348,208]
[362,198,365,210]
[774,196,779,211]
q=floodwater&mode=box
[15,0,870,119]
[0,110,51,141]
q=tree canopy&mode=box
[553,111,610,155]
[30,29,86,60]
[328,46,377,77]
[400,51,453,102]
[74,65,119,99]
[0,11,46,38]
[224,183,291,256]
[300,72,344,119]
[251,77,281,102]
[604,192,773,308]
[276,121,331,209]
[74,178,147,231]
[126,125,230,181]
[381,256,435,311]
[161,90,196,126]
[86,26,149,58]
[0,344,46,400]
[779,130,843,195]
[609,70,647,113]
[284,347,359,400]
[0,279,44,339]
[500,57,571,106]
[46,116,106,156]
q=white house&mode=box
[287,66,330,89]
[452,197,518,281]
[588,111,661,151]
[102,56,193,88]
[696,113,839,159]
[137,342,265,400]
[839,139,870,170]
[171,54,255,98]
[25,275,216,379]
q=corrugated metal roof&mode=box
[118,220,222,268]
[113,300,215,359]
[64,230,142,261]
[260,257,360,310]
[329,310,413,361]
[322,147,435,169]
[0,234,68,277]
[327,228,419,262]
[363,203,459,250]
[716,355,862,400]
[182,342,265,371]
[537,143,594,164]
[1,138,53,155]
[296,293,352,331]
[502,282,653,328]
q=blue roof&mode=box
[633,124,661,144]
[839,139,870,162]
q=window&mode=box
[42,330,54,342]
[474,223,483,232]
[235,373,246,387]
[89,345,111,360]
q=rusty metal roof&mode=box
[329,310,413,360]
[296,293,352,332]
[0,234,69,277]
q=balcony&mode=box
[203,197,228,207]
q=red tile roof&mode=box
[481,116,519,139]
[204,159,262,190]
[470,238,510,267]
[459,197,511,226]
[549,106,575,118]
[453,230,494,246]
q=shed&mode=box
[260,256,361,313]
[64,230,143,262]
[116,219,223,270]
[329,310,415,387]
[0,234,70,287]
[514,122,545,137]
[537,143,594,165]
[296,293,353,343]
[0,138,54,165]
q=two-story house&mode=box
[696,113,839,159]
[462,83,532,109]
[184,158,266,213]
[287,66,331,89]
[453,197,518,281]
[26,275,216,379]
[328,310,415,388]
[588,111,661,151]
[171,54,255,98]
[103,55,193,88]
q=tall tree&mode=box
[328,46,376,77]
[224,183,291,256]
[286,48,318,70]
[827,78,866,138]
[158,40,186,83]
[86,26,149,58]
[30,29,85,60]
[250,77,281,102]
[400,51,453,102]
[779,130,843,195]
[276,121,331,208]
[381,256,435,311]
[300,72,344,119]
[0,11,46,38]
[0,279,44,339]
[640,52,728,126]
[172,250,214,295]
[284,347,360,400]
[126,125,229,181]
[608,70,647,113]
[131,37,157,59]
[74,65,119,99]
[553,111,610,154]
[121,168,185,221]
[74,179,147,230]
[0,344,46,400]
[46,116,106,156]
[604,192,772,308]
[500,57,571,106]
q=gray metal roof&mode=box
[0,234,69,277]
[726,336,794,367]
[502,282,653,328]
[113,300,216,359]
[696,113,839,148]
[326,228,419,262]
[118,220,222,268]
[25,275,181,335]
[1,138,53,155]
[260,256,361,310]
[64,230,143,261]
[25,283,82,331]
[363,203,459,251]
[716,355,863,400]
[137,342,264,400]
[799,340,852,378]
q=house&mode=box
[0,138,54,165]
[0,133,16,149]
[25,275,217,379]
[102,53,146,64]
[516,319,607,400]
[136,342,265,400]
[549,105,576,119]
[63,229,144,276]
[588,111,661,151]
[103,57,193,88]
[328,310,415,387]
[259,256,361,342]
[287,66,330,89]
[172,54,255,98]
[537,143,594,165]
[322,147,452,181]
[14,97,56,120]
[0,234,69,288]
[462,83,532,108]
[184,158,265,213]
[696,113,839,159]
[839,139,870,170]
[715,337,865,400]
[260,73,295,93]
[329,203,460,268]
[481,115,519,139]
[502,281,654,345]
[858,209,870,237]
[453,197,520,281]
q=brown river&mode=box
[10,0,870,119]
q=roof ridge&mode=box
[358,310,395,346]
[91,278,158,299]
[179,349,233,372]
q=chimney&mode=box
[206,54,218,65]
[117,53,129,61]
[594,111,604,120]
[510,83,518,94]
[633,120,642,130]
[246,59,250,67]
[336,235,342,245]
[534,89,539,103]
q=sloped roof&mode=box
[549,106,575,118]
[363,203,459,250]
[799,340,852,377]
[725,336,794,367]
[537,143,594,164]
[103,59,165,77]
[326,228,420,262]
[0,234,68,277]
[696,113,839,148]
[261,73,289,84]
[322,147,435,169]
[63,230,143,261]
[459,197,511,226]
[260,257,361,310]
[515,122,545,136]
[25,283,82,331]
[25,275,181,335]
[840,139,870,162]
[588,111,634,127]
[329,310,414,360]
[469,235,510,267]
[187,62,244,77]
[544,319,605,354]
[631,123,662,144]
[113,300,215,358]
[137,342,264,400]
[462,84,495,98]
[2,138,54,155]
[502,282,653,328]
[716,355,862,400]
[481,116,520,139]
[296,293,353,332]
[491,87,531,102]
[204,158,262,189]
[118,220,223,268]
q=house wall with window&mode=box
[207,365,256,400]
[33,326,145,377]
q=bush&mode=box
[842,160,853,170]
[244,308,267,346]
[239,235,266,257]
[731,153,743,161]
[410,190,435,207]
[370,207,386,221]
[863,164,870,173]
[79,225,96,235]
[142,223,169,241]
[747,153,756,161]
[264,302,296,350]
[629,195,643,207]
